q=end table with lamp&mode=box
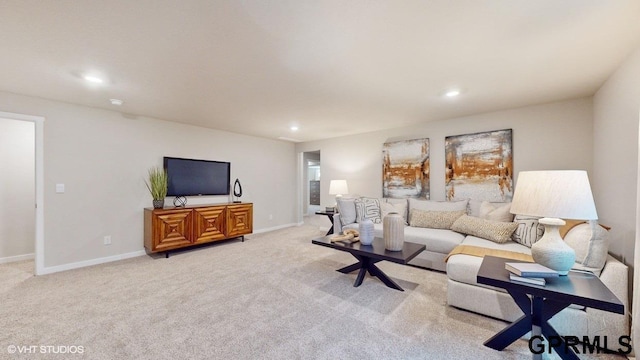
[315,210,336,235]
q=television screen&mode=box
[164,157,230,196]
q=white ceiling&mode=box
[1,1,640,142]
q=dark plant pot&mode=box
[152,199,165,209]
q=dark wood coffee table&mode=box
[477,256,624,360]
[312,235,425,291]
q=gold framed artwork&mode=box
[445,129,513,201]
[383,138,430,199]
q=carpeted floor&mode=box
[0,219,626,359]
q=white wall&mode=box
[0,118,35,261]
[297,98,594,209]
[593,41,640,356]
[593,44,640,265]
[0,91,297,269]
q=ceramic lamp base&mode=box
[530,218,576,275]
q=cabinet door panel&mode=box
[226,204,253,237]
[193,206,226,243]
[153,209,193,251]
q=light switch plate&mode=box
[55,183,65,193]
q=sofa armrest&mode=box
[585,254,630,338]
[333,213,343,234]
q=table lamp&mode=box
[329,180,349,211]
[509,170,598,275]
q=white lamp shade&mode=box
[329,180,349,195]
[510,170,598,220]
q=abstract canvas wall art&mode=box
[383,138,430,199]
[445,129,513,202]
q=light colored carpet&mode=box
[0,222,626,359]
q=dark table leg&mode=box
[484,290,533,350]
[336,254,404,291]
[367,262,404,291]
[337,262,363,274]
[325,214,334,235]
[484,290,575,359]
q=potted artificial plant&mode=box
[146,166,168,209]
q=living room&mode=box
[2,1,640,359]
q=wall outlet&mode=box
[269,214,273,221]
[103,235,111,245]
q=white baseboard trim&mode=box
[0,253,35,264]
[253,222,298,234]
[38,250,147,275]
[34,222,303,275]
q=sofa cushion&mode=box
[511,215,544,247]
[564,221,610,272]
[479,201,513,222]
[409,199,469,222]
[336,197,357,225]
[381,200,408,224]
[468,199,510,218]
[409,209,465,229]
[462,235,533,254]
[354,197,382,223]
[446,236,531,288]
[403,227,466,254]
[345,222,465,255]
[409,198,469,211]
[451,215,518,244]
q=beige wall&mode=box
[0,118,35,260]
[0,91,297,269]
[593,41,640,355]
[593,44,640,265]
[297,98,594,210]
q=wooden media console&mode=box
[144,202,253,257]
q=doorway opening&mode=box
[0,111,44,276]
[303,151,321,215]
[301,150,333,232]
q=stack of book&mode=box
[505,262,559,286]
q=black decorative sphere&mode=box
[173,196,187,207]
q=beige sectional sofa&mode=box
[332,196,629,347]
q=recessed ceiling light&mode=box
[110,99,124,106]
[83,75,104,84]
[444,89,461,98]
[290,126,299,132]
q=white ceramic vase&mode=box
[531,218,576,275]
[358,219,374,245]
[383,212,404,251]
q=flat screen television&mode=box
[164,157,231,196]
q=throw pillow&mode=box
[564,221,610,271]
[410,210,465,229]
[559,219,588,238]
[450,215,518,244]
[467,199,501,217]
[355,197,382,224]
[336,197,357,226]
[511,215,545,247]
[409,198,469,220]
[479,201,513,222]
[381,201,408,225]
